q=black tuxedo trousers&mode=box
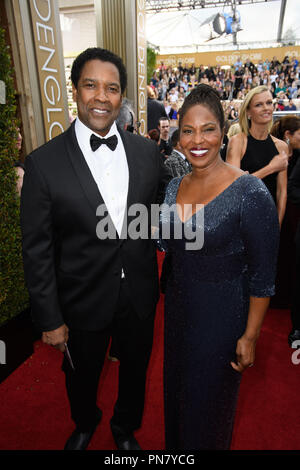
[63,277,155,432]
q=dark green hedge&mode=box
[0,27,29,326]
[147,45,157,84]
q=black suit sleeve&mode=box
[288,157,300,206]
[20,155,64,332]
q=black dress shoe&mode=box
[288,329,300,348]
[111,423,141,450]
[64,411,102,450]
[64,429,95,450]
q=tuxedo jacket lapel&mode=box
[64,123,118,242]
[64,123,141,239]
[118,126,141,210]
[118,127,142,240]
[64,122,105,216]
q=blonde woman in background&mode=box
[227,122,241,138]
[226,85,288,226]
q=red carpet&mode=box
[0,255,300,450]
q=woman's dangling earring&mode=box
[286,138,290,145]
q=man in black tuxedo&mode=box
[20,47,171,451]
[158,117,173,157]
[147,85,167,132]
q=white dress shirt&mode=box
[75,118,129,238]
[175,149,187,160]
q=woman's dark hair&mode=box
[148,129,160,142]
[71,47,127,94]
[171,128,179,147]
[179,84,225,131]
[271,116,300,140]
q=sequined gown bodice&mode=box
[161,173,279,450]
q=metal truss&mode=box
[145,0,279,14]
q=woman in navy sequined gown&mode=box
[161,85,280,450]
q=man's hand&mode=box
[42,324,69,352]
[268,151,288,174]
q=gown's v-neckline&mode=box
[175,173,247,224]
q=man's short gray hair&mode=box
[116,98,134,129]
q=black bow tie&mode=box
[90,134,118,151]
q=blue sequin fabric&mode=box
[161,173,280,450]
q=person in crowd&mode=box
[221,121,242,161]
[168,101,180,132]
[275,98,285,111]
[234,56,243,70]
[163,97,172,117]
[168,100,179,121]
[116,97,137,133]
[228,101,240,121]
[271,115,300,315]
[147,85,167,132]
[226,85,288,227]
[274,79,287,97]
[164,128,191,178]
[287,156,300,347]
[150,55,300,116]
[271,116,300,175]
[233,66,244,98]
[228,121,242,138]
[287,81,299,100]
[160,84,279,450]
[69,110,75,123]
[221,83,233,101]
[148,128,160,143]
[284,98,297,112]
[20,47,171,451]
[236,90,246,101]
[244,58,256,76]
[168,87,178,104]
[14,161,25,197]
[158,117,173,157]
[14,127,25,196]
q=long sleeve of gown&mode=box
[240,177,280,297]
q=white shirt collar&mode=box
[174,149,186,160]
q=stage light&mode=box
[212,13,227,35]
[211,11,242,36]
[223,11,242,34]
[200,7,242,43]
